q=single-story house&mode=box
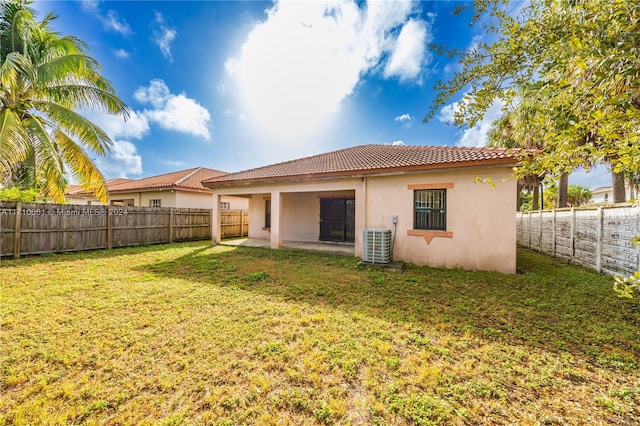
[590,185,637,204]
[202,144,519,273]
[66,167,248,210]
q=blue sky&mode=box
[37,0,610,188]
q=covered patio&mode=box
[220,238,355,257]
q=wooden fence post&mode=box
[169,208,174,243]
[107,208,113,250]
[595,207,603,273]
[13,202,22,259]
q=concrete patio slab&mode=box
[220,238,355,257]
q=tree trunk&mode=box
[516,181,522,211]
[532,182,539,210]
[611,170,626,203]
[557,173,569,208]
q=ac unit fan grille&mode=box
[362,229,392,264]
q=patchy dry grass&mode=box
[1,242,638,425]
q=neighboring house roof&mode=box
[590,186,612,195]
[202,144,519,187]
[108,167,226,193]
[66,178,133,197]
[66,168,226,197]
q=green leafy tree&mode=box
[427,0,639,296]
[426,0,640,191]
[567,185,592,207]
[0,0,128,202]
[0,186,37,201]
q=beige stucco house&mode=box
[66,167,248,210]
[590,184,637,204]
[203,144,519,273]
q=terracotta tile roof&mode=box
[108,167,227,193]
[66,178,133,196]
[202,144,518,186]
[66,168,226,196]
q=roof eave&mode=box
[203,157,519,189]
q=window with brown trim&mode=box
[414,189,446,230]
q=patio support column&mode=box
[212,192,222,244]
[354,177,367,258]
[270,191,282,249]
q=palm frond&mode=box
[0,108,31,167]
[0,50,30,89]
[55,130,108,203]
[38,84,129,116]
[33,101,112,155]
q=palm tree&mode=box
[0,0,127,202]
[487,101,546,210]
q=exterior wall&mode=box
[591,186,636,203]
[68,190,248,210]
[281,191,354,242]
[175,191,212,209]
[214,179,364,252]
[134,191,177,207]
[212,166,517,273]
[223,195,249,210]
[66,196,96,205]
[248,193,271,240]
[364,167,517,274]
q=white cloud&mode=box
[391,140,406,146]
[159,159,187,168]
[152,12,177,61]
[395,113,411,122]
[96,140,143,178]
[83,109,150,140]
[226,0,431,142]
[133,79,171,108]
[144,95,211,139]
[216,82,228,96]
[104,10,132,35]
[448,98,504,148]
[80,0,99,14]
[437,102,458,124]
[134,80,211,139]
[394,113,412,127]
[81,2,132,36]
[113,48,131,59]
[384,19,429,82]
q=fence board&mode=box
[0,202,216,259]
[220,209,249,239]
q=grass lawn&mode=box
[1,242,639,425]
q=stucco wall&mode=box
[223,196,249,210]
[175,191,210,209]
[248,193,271,240]
[139,191,177,207]
[212,167,517,273]
[364,168,517,273]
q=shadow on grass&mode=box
[0,240,211,267]
[135,243,639,370]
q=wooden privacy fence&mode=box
[220,209,248,239]
[0,202,212,259]
[516,204,640,276]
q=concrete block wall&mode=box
[516,205,640,276]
